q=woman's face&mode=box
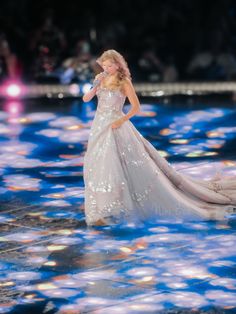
[101,59,118,75]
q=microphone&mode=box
[93,71,108,87]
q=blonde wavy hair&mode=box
[96,49,131,89]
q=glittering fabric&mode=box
[83,87,236,225]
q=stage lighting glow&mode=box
[4,101,23,115]
[82,83,92,94]
[69,84,80,96]
[6,83,21,97]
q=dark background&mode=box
[1,0,236,83]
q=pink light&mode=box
[6,84,21,97]
[8,101,22,114]
[3,101,24,122]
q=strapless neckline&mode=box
[99,86,126,97]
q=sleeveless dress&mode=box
[83,86,236,225]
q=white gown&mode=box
[83,86,236,225]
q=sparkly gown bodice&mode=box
[83,88,236,226]
[85,87,126,154]
[96,87,126,115]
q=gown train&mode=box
[83,87,236,225]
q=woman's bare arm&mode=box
[111,79,141,129]
[122,78,141,121]
[82,73,105,102]
[82,86,98,102]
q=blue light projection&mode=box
[0,98,236,313]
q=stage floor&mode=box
[0,97,236,313]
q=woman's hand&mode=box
[83,72,107,102]
[93,72,107,87]
[111,118,125,129]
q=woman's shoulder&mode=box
[120,77,133,93]
[122,77,132,84]
[120,77,131,89]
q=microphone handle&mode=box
[93,71,108,87]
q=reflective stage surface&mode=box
[0,97,236,313]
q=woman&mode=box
[83,49,236,226]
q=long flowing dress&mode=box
[83,86,236,225]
